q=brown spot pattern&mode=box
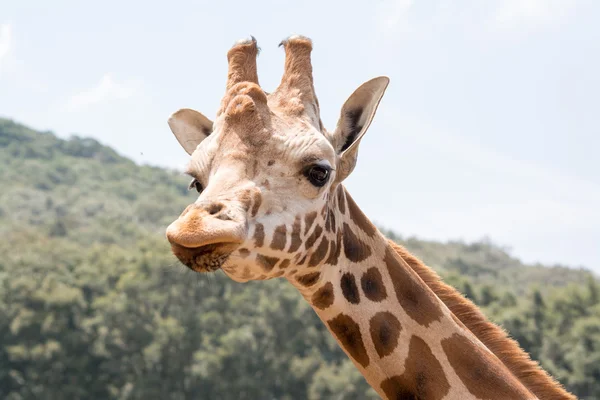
[251,191,262,217]
[340,273,360,304]
[369,312,402,358]
[342,223,372,262]
[240,191,252,212]
[256,254,279,272]
[380,335,450,400]
[327,314,370,368]
[271,224,287,250]
[305,225,323,250]
[330,209,337,230]
[387,240,574,400]
[254,224,265,247]
[304,211,317,234]
[241,267,253,279]
[442,333,533,400]
[346,192,377,237]
[296,271,321,287]
[312,282,335,310]
[289,216,302,252]
[325,209,336,232]
[308,238,330,267]
[325,230,343,265]
[238,248,250,258]
[279,259,291,269]
[384,248,443,326]
[361,267,387,302]
[337,187,346,214]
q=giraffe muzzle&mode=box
[166,201,248,272]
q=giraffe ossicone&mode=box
[165,35,576,400]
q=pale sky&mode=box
[2,0,599,273]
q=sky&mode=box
[1,0,599,273]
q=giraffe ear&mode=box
[168,108,214,155]
[331,76,389,182]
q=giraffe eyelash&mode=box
[188,178,204,193]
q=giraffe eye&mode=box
[188,178,204,193]
[305,164,331,187]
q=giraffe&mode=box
[165,35,576,400]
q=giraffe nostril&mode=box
[206,203,224,215]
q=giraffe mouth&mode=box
[171,242,236,273]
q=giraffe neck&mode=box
[288,187,536,400]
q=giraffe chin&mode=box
[171,242,237,273]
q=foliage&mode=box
[1,118,599,399]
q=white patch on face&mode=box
[187,131,220,181]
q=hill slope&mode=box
[1,118,599,399]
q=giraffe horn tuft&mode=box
[225,36,260,90]
[272,35,321,126]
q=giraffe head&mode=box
[166,35,388,282]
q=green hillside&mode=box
[1,117,599,399]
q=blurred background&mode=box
[1,1,599,399]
